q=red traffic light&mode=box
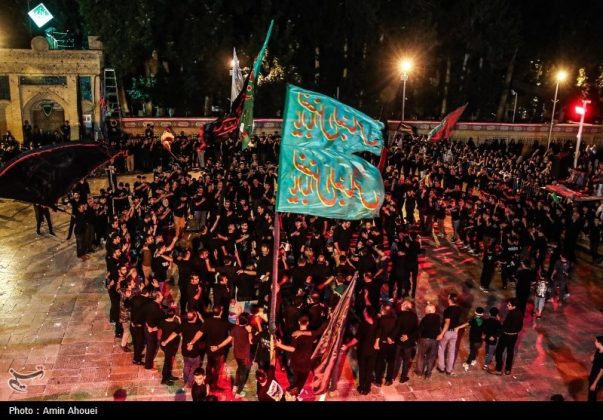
[568,99,591,120]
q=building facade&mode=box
[0,36,103,142]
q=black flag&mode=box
[0,142,121,207]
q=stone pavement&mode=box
[0,177,601,401]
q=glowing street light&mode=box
[574,99,590,168]
[400,59,413,75]
[546,69,568,151]
[399,58,413,122]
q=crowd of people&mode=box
[28,125,603,401]
[0,121,72,168]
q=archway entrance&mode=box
[31,101,65,135]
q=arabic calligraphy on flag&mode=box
[276,85,385,220]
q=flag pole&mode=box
[269,212,281,336]
[230,47,235,113]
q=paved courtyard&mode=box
[0,176,601,401]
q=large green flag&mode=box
[276,85,385,220]
[240,20,274,150]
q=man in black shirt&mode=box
[255,243,272,280]
[180,311,203,387]
[374,303,398,386]
[288,219,307,264]
[307,292,328,332]
[357,272,381,312]
[66,191,82,240]
[33,204,55,236]
[235,222,252,263]
[199,306,232,391]
[290,257,312,292]
[231,314,253,397]
[251,317,272,372]
[256,366,283,402]
[213,274,232,314]
[144,291,166,369]
[333,221,353,256]
[308,229,326,257]
[128,287,151,365]
[415,303,441,378]
[175,249,193,313]
[394,300,419,383]
[276,315,314,393]
[74,203,90,260]
[389,232,407,300]
[342,307,379,395]
[144,123,154,139]
[588,335,603,401]
[235,263,258,313]
[492,298,524,375]
[437,293,463,374]
[186,273,202,313]
[402,233,421,299]
[191,368,209,401]
[159,308,181,385]
[310,254,331,286]
[501,236,520,290]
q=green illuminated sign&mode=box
[28,3,54,28]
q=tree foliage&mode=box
[5,0,601,121]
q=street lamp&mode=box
[511,90,518,123]
[228,58,235,111]
[546,69,568,151]
[574,99,590,168]
[399,58,413,122]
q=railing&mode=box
[45,30,75,50]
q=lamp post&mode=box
[574,99,590,168]
[399,58,413,122]
[228,58,235,112]
[546,69,568,151]
[511,90,518,123]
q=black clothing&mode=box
[502,308,524,334]
[181,321,203,358]
[33,205,53,234]
[355,319,378,393]
[442,305,462,330]
[257,367,281,401]
[129,294,150,363]
[467,317,486,343]
[588,350,603,401]
[417,313,440,339]
[145,301,166,329]
[484,317,502,345]
[201,317,231,355]
[396,311,419,347]
[159,318,181,381]
[191,382,208,401]
[290,334,314,373]
[515,267,535,313]
[235,273,256,301]
[129,294,151,325]
[333,225,353,252]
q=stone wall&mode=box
[121,117,603,145]
[387,120,603,145]
[0,37,103,141]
